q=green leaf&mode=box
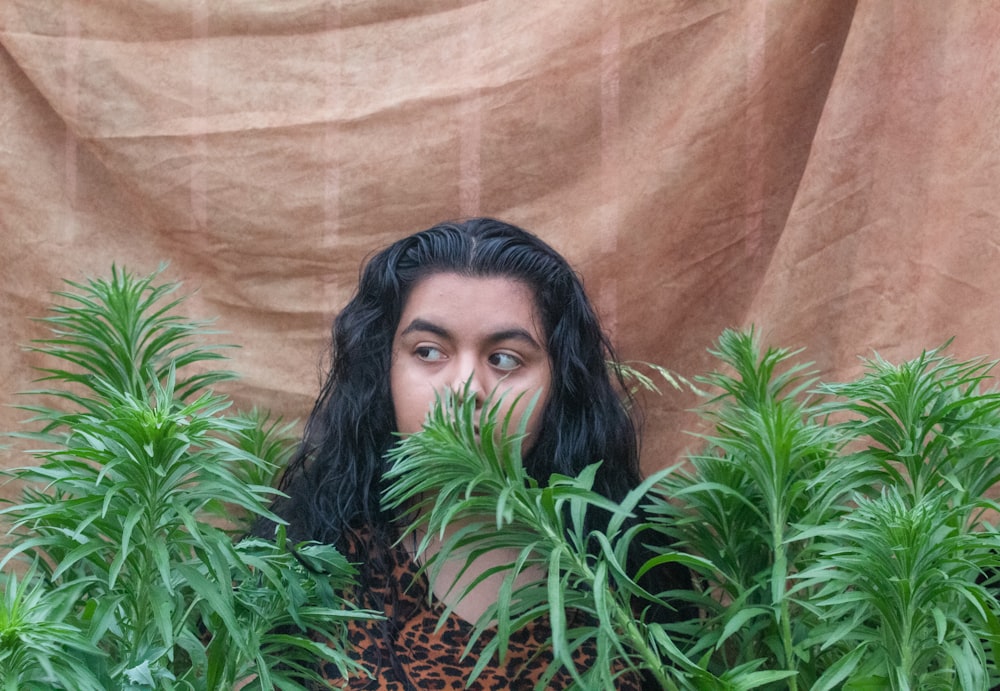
[1,267,367,690]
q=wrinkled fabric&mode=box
[2,1,999,484]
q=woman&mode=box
[270,218,687,689]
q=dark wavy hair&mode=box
[268,218,689,685]
[273,217,643,551]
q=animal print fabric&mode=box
[311,534,641,690]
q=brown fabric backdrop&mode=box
[2,1,999,491]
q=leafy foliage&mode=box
[5,266,1000,690]
[385,328,1000,690]
[0,267,374,690]
[383,385,789,690]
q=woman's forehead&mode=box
[396,273,545,341]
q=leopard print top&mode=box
[311,533,642,690]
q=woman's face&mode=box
[390,272,553,448]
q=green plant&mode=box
[228,408,300,528]
[382,385,791,690]
[8,266,998,690]
[0,562,104,690]
[384,329,1000,690]
[0,267,375,690]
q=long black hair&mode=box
[273,218,643,553]
[269,218,690,686]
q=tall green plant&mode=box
[653,330,1000,690]
[650,330,856,688]
[818,345,1000,515]
[383,385,793,691]
[0,267,374,690]
[385,328,1000,690]
[804,345,1000,689]
[797,489,999,689]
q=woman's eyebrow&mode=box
[399,318,450,339]
[486,328,543,350]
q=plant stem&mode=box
[779,591,797,691]
[614,606,679,691]
[772,519,797,691]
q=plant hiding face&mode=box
[385,330,1000,690]
[0,267,375,690]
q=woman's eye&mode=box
[415,346,444,362]
[488,352,522,371]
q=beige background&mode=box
[2,1,999,487]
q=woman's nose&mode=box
[451,359,485,404]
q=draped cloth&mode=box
[2,1,999,483]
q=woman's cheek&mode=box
[390,367,437,437]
